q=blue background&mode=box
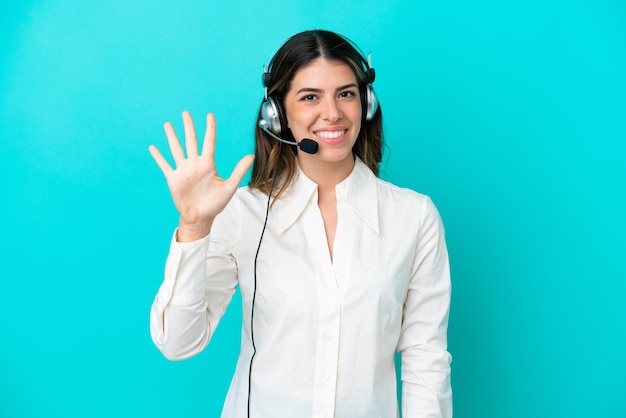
[1,0,625,417]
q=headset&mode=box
[259,40,379,141]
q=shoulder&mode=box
[231,185,269,206]
[354,158,433,208]
[209,186,269,248]
[373,177,445,241]
[375,176,436,212]
[214,186,267,226]
[350,159,440,226]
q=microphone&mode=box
[258,120,319,154]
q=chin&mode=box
[317,148,355,164]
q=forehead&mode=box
[289,58,357,88]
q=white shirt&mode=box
[150,158,452,418]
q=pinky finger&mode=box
[148,145,174,177]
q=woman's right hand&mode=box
[148,111,254,242]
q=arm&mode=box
[398,197,452,418]
[149,230,238,360]
[147,111,253,359]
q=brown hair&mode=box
[249,30,384,199]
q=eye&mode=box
[301,94,318,102]
[339,90,357,99]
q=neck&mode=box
[298,155,355,192]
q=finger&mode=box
[148,145,174,177]
[182,111,199,157]
[227,154,255,188]
[163,121,185,166]
[202,112,216,158]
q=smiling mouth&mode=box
[315,130,346,139]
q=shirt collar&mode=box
[275,157,379,234]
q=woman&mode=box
[149,30,452,418]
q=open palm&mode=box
[149,111,254,241]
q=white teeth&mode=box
[316,130,345,139]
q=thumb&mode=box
[227,154,255,187]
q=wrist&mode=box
[176,219,213,242]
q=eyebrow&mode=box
[295,83,359,95]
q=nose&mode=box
[321,98,342,122]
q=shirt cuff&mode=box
[160,228,211,307]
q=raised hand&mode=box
[148,111,254,242]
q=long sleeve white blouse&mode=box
[150,158,452,418]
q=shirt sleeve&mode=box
[149,227,239,361]
[397,196,453,418]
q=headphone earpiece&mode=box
[361,83,378,122]
[260,67,288,135]
[260,95,287,135]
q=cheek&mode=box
[342,101,362,128]
[286,108,314,131]
[351,110,363,134]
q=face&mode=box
[283,58,362,171]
